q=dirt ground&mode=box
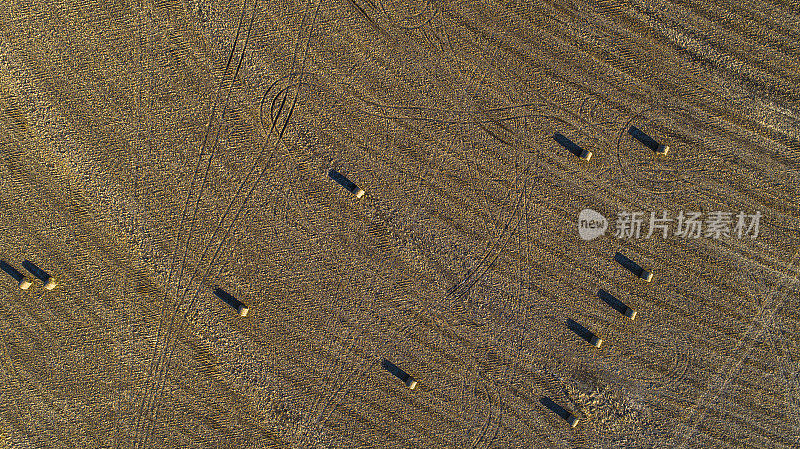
[0,0,798,447]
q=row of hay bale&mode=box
[554,125,669,161]
[548,252,654,427]
[542,125,668,428]
[1,259,56,291]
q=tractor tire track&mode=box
[132,0,262,445]
[139,1,321,444]
[127,0,253,439]
[671,249,799,448]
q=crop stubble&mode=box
[0,0,798,447]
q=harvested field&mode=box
[0,0,798,447]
